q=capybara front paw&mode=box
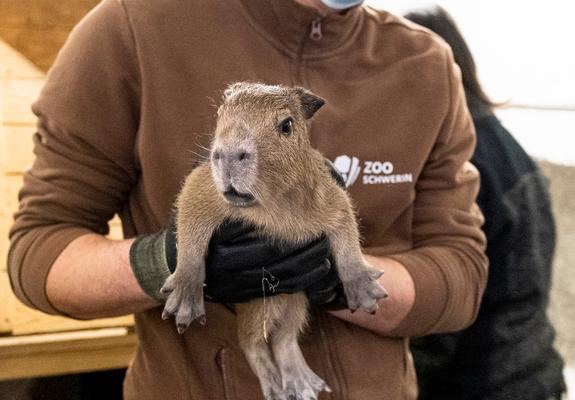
[160,274,206,333]
[343,267,387,314]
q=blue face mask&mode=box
[320,0,363,10]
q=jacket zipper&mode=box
[294,15,323,85]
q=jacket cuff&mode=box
[8,226,94,315]
[387,245,486,337]
[386,250,450,337]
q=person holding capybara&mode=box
[404,7,566,400]
[8,0,488,398]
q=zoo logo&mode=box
[333,155,413,188]
[333,155,361,188]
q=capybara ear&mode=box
[294,87,325,119]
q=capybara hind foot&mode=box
[283,368,331,400]
[259,365,287,400]
[272,338,331,400]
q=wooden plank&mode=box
[0,327,137,380]
[0,125,35,173]
[0,176,22,272]
[1,174,21,211]
[0,40,42,179]
[0,77,43,125]
[0,224,7,273]
[0,271,12,334]
[0,176,19,274]
[10,301,134,337]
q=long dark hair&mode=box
[404,6,498,116]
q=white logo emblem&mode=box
[333,155,413,187]
[334,155,361,188]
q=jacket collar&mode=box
[237,0,364,59]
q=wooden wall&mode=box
[0,0,99,71]
[0,38,134,379]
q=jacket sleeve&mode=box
[7,0,140,314]
[386,49,488,337]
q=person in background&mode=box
[404,7,567,400]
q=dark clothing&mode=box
[411,110,566,400]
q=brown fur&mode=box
[161,82,387,400]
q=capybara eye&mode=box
[278,117,294,136]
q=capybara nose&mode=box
[212,149,252,184]
[214,150,251,163]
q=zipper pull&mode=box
[310,18,323,41]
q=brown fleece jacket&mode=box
[8,0,487,398]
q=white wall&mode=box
[366,0,575,165]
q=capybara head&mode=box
[210,82,325,208]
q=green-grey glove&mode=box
[129,229,175,302]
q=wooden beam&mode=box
[0,328,137,380]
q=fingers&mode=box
[303,259,337,292]
[207,240,282,272]
[307,286,338,307]
[264,236,330,279]
[305,259,348,310]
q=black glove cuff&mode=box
[165,222,177,273]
